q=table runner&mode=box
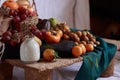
[75,37,117,80]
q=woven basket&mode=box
[100,57,115,77]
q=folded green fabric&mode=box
[75,37,117,80]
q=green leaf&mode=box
[54,51,60,58]
[44,45,54,49]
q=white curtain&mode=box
[34,0,75,28]
[34,0,90,30]
[75,0,90,30]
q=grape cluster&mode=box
[1,7,36,46]
[10,7,34,31]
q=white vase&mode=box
[20,37,40,63]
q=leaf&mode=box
[44,44,54,49]
[54,51,60,58]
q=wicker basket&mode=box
[100,57,115,77]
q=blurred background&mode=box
[90,0,120,40]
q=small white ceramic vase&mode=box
[20,37,40,63]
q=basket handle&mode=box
[32,0,38,16]
[0,37,5,63]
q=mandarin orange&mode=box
[43,49,55,61]
[85,44,94,52]
[78,44,86,54]
[72,46,82,57]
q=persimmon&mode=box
[85,44,94,52]
[2,0,19,10]
[78,43,86,55]
[72,45,82,57]
[43,49,55,61]
[44,31,61,43]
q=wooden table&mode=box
[0,57,83,80]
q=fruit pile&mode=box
[36,18,100,61]
[0,0,38,46]
[0,0,100,61]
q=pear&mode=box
[49,18,59,29]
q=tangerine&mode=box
[43,49,55,61]
[72,46,82,57]
[85,44,94,52]
[78,44,86,54]
[2,0,19,10]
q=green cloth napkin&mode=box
[75,37,117,80]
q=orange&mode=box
[43,49,55,61]
[72,46,83,57]
[2,0,19,10]
[85,44,94,52]
[78,44,86,55]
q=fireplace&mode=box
[90,0,120,40]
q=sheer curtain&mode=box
[34,0,75,28]
[34,0,90,30]
[75,0,90,30]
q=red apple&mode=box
[41,29,47,35]
[32,29,43,39]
